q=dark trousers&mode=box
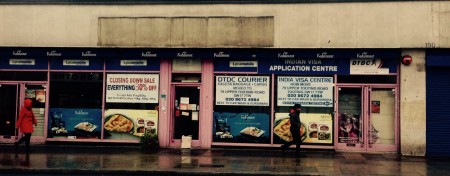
[281,128,302,155]
[16,133,32,153]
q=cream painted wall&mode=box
[0,1,448,48]
[400,50,426,156]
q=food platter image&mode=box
[273,118,306,142]
[104,114,134,133]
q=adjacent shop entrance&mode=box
[0,83,46,143]
[336,86,397,152]
[170,85,201,147]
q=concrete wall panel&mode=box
[318,3,357,48]
[356,3,398,48]
[207,18,242,47]
[400,50,426,156]
[99,18,136,46]
[136,18,171,47]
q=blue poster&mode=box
[48,108,102,139]
[213,112,270,143]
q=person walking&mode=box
[281,103,303,157]
[15,99,37,157]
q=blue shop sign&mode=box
[258,49,399,75]
[106,49,160,71]
[0,48,48,70]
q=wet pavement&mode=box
[1,144,450,176]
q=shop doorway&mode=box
[0,83,46,143]
[170,85,201,147]
[336,86,398,152]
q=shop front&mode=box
[0,48,48,144]
[0,47,400,153]
[212,49,400,152]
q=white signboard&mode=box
[350,58,389,75]
[106,74,159,103]
[229,61,258,67]
[9,59,35,65]
[63,59,89,66]
[216,76,270,106]
[277,76,334,107]
[120,60,147,66]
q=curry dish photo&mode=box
[104,114,134,133]
[274,118,306,142]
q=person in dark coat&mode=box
[281,103,303,157]
[15,99,37,156]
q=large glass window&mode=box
[213,75,271,144]
[48,72,103,139]
[274,76,334,145]
[104,73,159,140]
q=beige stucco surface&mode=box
[0,2,447,48]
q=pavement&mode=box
[1,143,449,176]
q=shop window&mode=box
[274,76,334,146]
[104,73,159,140]
[0,71,47,81]
[48,72,103,139]
[213,75,271,144]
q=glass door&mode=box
[336,86,397,152]
[171,85,201,147]
[0,83,47,142]
[0,84,19,141]
[367,87,397,151]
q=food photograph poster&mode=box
[48,108,102,139]
[274,113,332,144]
[213,112,270,144]
[104,109,158,140]
[106,74,159,103]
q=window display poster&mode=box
[215,76,270,106]
[274,113,332,144]
[104,109,158,140]
[48,108,102,139]
[213,112,270,144]
[106,74,159,103]
[338,113,361,144]
[277,76,334,107]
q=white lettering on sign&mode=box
[278,52,295,58]
[142,51,157,57]
[357,52,375,59]
[82,51,96,57]
[317,52,334,59]
[214,52,230,58]
[47,51,62,56]
[177,51,193,57]
[13,50,27,56]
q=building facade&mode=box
[1,1,448,156]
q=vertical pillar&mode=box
[200,59,214,148]
[400,49,426,156]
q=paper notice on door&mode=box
[181,111,189,116]
[192,111,198,121]
[180,97,189,104]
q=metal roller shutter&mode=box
[426,66,450,156]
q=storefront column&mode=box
[158,59,171,147]
[200,59,214,148]
[400,49,426,156]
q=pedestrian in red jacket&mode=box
[15,99,37,157]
